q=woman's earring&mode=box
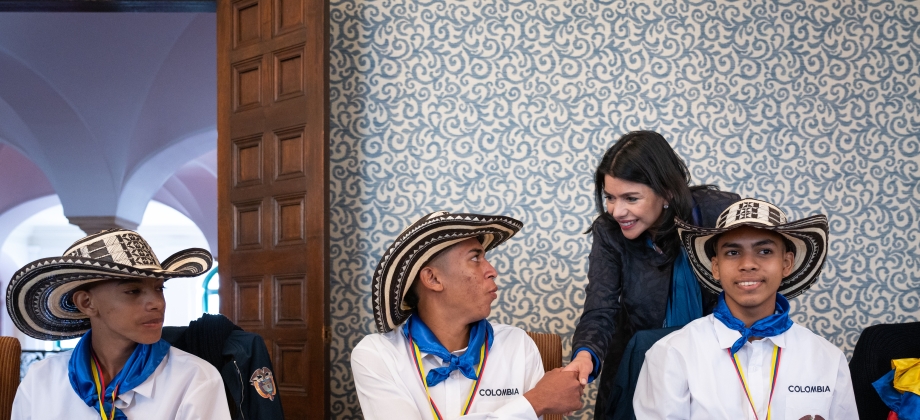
[664,204,669,209]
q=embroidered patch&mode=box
[250,367,277,401]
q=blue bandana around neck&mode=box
[713,292,793,355]
[402,314,494,387]
[68,330,171,419]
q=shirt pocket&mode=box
[784,392,832,420]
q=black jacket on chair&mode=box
[163,314,285,420]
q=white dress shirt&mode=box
[12,346,232,420]
[351,322,545,420]
[634,314,858,420]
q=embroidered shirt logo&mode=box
[788,385,831,393]
[250,367,277,401]
[478,388,520,397]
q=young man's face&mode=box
[710,226,794,320]
[428,237,499,323]
[78,277,166,345]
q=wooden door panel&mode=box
[219,0,328,417]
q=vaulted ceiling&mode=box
[0,12,217,251]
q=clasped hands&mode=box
[524,352,594,417]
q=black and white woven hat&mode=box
[372,211,523,333]
[675,198,828,299]
[7,229,212,340]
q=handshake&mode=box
[523,362,591,417]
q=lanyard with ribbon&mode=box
[728,345,782,420]
[407,332,490,420]
[89,352,120,420]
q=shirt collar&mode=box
[117,349,169,404]
[712,315,788,350]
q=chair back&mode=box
[526,332,563,420]
[0,337,21,420]
[850,322,920,420]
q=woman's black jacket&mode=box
[571,188,740,418]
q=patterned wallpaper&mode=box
[329,1,920,418]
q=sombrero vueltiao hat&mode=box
[372,211,523,333]
[676,198,828,299]
[7,229,212,340]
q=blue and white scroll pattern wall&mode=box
[329,1,920,418]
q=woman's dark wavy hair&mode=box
[593,130,712,264]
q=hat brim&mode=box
[6,248,212,340]
[372,213,523,333]
[676,215,828,299]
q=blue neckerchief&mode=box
[663,247,704,328]
[402,314,494,387]
[713,292,793,355]
[68,330,171,419]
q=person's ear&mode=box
[71,290,98,317]
[710,257,721,282]
[417,266,445,292]
[781,251,794,277]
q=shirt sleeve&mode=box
[352,343,427,420]
[10,370,33,420]
[633,341,690,420]
[177,368,232,420]
[829,351,859,420]
[571,217,624,378]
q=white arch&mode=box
[117,128,217,224]
[0,195,61,249]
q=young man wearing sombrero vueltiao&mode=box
[351,211,585,419]
[9,229,231,419]
[633,199,858,419]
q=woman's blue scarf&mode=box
[663,247,704,328]
[68,330,171,419]
[402,314,493,387]
[662,201,704,328]
[713,292,793,355]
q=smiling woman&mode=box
[565,131,741,419]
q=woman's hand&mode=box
[562,350,594,386]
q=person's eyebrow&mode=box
[752,238,778,247]
[605,190,642,197]
[117,279,143,286]
[719,238,778,249]
[467,248,483,257]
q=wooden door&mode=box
[217,0,329,417]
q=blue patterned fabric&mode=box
[713,293,793,355]
[329,1,920,417]
[402,314,494,387]
[663,248,703,328]
[68,331,170,420]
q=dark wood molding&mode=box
[0,0,215,12]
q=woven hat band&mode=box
[717,200,787,228]
[64,230,161,270]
